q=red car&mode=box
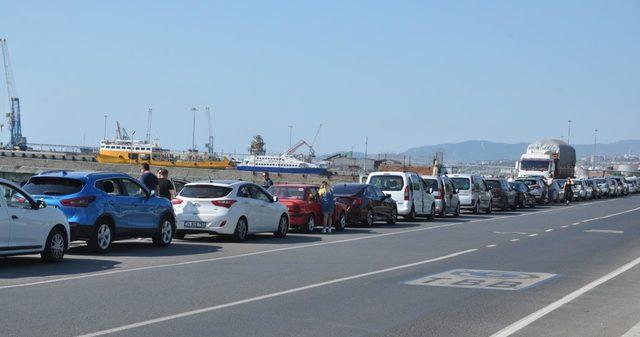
[268,184,348,232]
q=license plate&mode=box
[184,221,207,228]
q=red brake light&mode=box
[212,199,237,208]
[60,196,96,207]
[171,199,184,205]
[436,188,444,200]
[404,186,410,201]
[352,197,363,206]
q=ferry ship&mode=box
[97,139,232,169]
[236,154,328,175]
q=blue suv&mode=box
[22,171,176,253]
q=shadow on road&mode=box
[68,241,221,257]
[0,257,121,280]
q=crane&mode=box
[1,38,27,150]
[286,139,315,158]
[115,121,131,140]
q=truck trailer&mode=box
[516,139,576,179]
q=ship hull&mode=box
[236,165,328,175]
[97,153,232,169]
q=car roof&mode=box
[272,184,317,188]
[334,183,368,187]
[186,180,244,187]
[35,171,131,180]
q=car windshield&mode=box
[424,179,438,191]
[179,185,232,198]
[510,181,528,191]
[451,178,471,190]
[368,175,403,191]
[268,186,306,200]
[485,180,501,189]
[518,179,539,186]
[22,177,84,196]
[520,160,550,171]
[333,184,364,196]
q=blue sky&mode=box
[1,1,638,155]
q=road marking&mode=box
[486,244,497,248]
[510,239,520,242]
[406,269,557,291]
[528,234,538,237]
[545,229,554,232]
[561,225,568,228]
[572,222,581,226]
[489,254,640,337]
[583,229,624,234]
[621,320,640,337]
[75,249,478,337]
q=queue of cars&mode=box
[1,169,638,263]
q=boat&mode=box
[96,139,233,169]
[237,154,328,175]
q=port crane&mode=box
[285,124,322,160]
[0,38,27,150]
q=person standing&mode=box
[139,163,158,193]
[262,172,274,189]
[319,181,335,233]
[157,168,176,200]
[564,177,574,205]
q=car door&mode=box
[410,174,425,214]
[250,185,279,231]
[237,184,261,231]
[95,178,126,229]
[441,178,452,212]
[446,179,459,211]
[373,186,392,218]
[307,187,322,223]
[367,186,384,219]
[479,179,491,209]
[0,183,43,249]
[118,178,157,231]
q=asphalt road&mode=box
[2,195,640,337]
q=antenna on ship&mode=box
[145,108,153,144]
[205,106,214,155]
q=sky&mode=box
[1,1,639,155]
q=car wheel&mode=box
[427,203,435,220]
[304,215,315,233]
[274,214,289,238]
[88,221,113,253]
[41,227,66,263]
[387,207,397,225]
[454,203,460,217]
[153,216,174,247]
[364,209,375,227]
[405,206,416,221]
[174,232,186,240]
[233,217,249,242]
[335,213,347,230]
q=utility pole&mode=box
[191,107,198,151]
[567,119,572,144]
[364,136,368,172]
[145,108,153,143]
[288,125,293,149]
[103,114,108,139]
[593,128,598,166]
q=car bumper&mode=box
[434,199,444,213]
[69,222,94,241]
[176,214,235,235]
[458,195,475,208]
[288,212,309,227]
[395,201,411,215]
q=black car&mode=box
[333,183,397,227]
[485,178,518,210]
[509,181,536,208]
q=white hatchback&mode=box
[172,180,289,241]
[0,179,70,262]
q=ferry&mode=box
[237,154,328,175]
[97,139,232,169]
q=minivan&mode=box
[367,171,436,220]
[448,174,492,214]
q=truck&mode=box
[515,139,576,179]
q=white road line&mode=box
[561,225,568,228]
[75,249,478,337]
[545,229,554,232]
[486,244,497,248]
[572,222,581,226]
[510,239,520,242]
[583,229,624,234]
[528,234,538,237]
[621,320,640,337]
[490,254,640,337]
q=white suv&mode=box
[0,179,70,262]
[367,171,436,220]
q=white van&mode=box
[367,171,436,220]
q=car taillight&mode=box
[171,199,184,205]
[60,196,96,207]
[212,199,237,208]
[436,188,444,200]
[404,186,410,201]
[352,198,363,206]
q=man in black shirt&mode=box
[157,168,176,200]
[140,163,158,192]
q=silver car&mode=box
[423,175,461,217]
[449,174,492,214]
[593,178,610,197]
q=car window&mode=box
[424,179,438,191]
[237,185,252,198]
[411,175,422,191]
[448,181,456,193]
[485,180,501,189]
[96,179,124,196]
[120,179,147,198]
[451,178,470,190]
[22,177,84,196]
[369,175,404,191]
[180,185,232,198]
[308,187,319,202]
[250,186,272,202]
[0,184,32,209]
[373,186,385,198]
[268,186,305,200]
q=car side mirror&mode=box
[35,200,46,209]
[149,190,156,198]
[272,196,279,202]
[428,187,433,194]
[455,188,459,194]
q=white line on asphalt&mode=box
[489,254,640,337]
[621,320,640,337]
[572,222,581,226]
[486,244,497,248]
[561,225,568,228]
[510,239,520,242]
[528,234,538,237]
[75,249,478,337]
[1,199,634,291]
[545,229,554,232]
[583,229,624,234]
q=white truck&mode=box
[515,139,576,179]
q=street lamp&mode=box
[567,120,572,144]
[288,125,293,149]
[593,129,598,166]
[103,114,108,139]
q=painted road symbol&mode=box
[406,269,557,291]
